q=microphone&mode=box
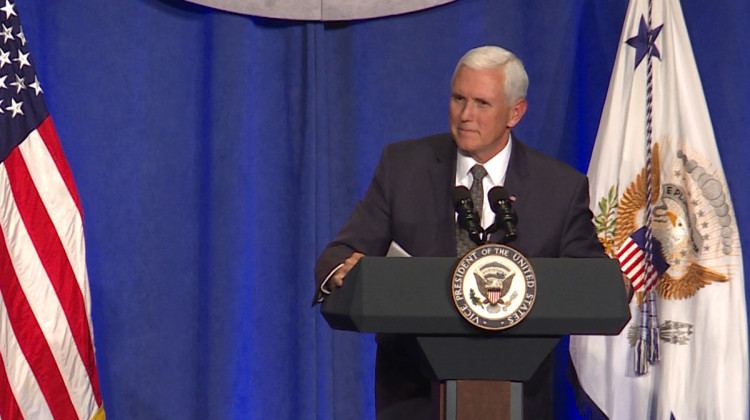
[487,186,518,243]
[452,186,484,246]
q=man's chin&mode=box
[453,137,481,154]
[454,129,480,139]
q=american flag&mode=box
[617,226,669,292]
[0,1,104,419]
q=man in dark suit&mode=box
[314,46,605,419]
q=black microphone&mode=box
[452,186,484,246]
[487,186,518,243]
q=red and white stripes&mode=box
[617,234,658,293]
[0,117,102,420]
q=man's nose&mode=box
[460,102,474,120]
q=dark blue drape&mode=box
[15,0,750,418]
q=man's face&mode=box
[449,65,527,163]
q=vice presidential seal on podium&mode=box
[453,244,536,330]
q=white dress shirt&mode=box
[455,136,512,229]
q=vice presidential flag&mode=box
[0,1,105,419]
[569,0,748,419]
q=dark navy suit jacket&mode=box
[315,133,604,298]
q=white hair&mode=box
[452,46,529,104]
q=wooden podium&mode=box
[320,257,630,419]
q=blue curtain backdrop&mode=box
[14,0,750,418]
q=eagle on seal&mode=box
[473,262,515,305]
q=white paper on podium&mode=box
[386,241,411,257]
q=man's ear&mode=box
[508,98,528,128]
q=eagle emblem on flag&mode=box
[602,142,731,302]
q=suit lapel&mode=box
[428,135,458,256]
[490,135,529,244]
[502,136,530,198]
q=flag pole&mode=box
[635,0,661,375]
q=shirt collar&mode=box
[455,135,513,188]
